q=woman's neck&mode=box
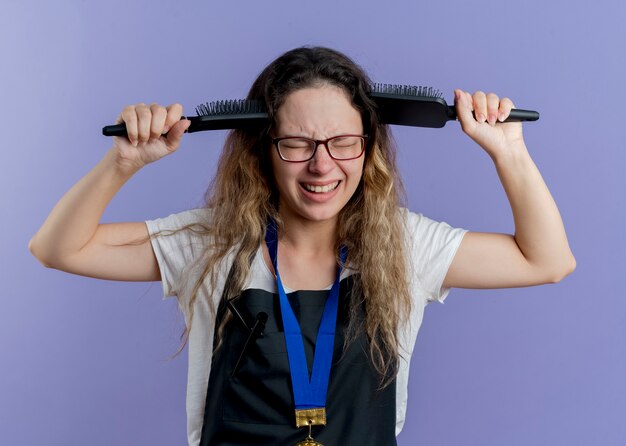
[263,209,340,290]
[278,206,339,256]
[278,213,338,256]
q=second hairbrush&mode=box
[102,83,539,137]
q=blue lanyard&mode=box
[265,219,346,410]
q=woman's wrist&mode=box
[105,145,144,179]
[490,141,531,168]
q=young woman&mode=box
[29,46,575,446]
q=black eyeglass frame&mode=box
[270,134,369,162]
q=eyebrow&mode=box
[274,132,362,139]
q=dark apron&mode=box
[199,275,397,446]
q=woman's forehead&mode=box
[274,85,363,137]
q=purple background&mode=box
[3,0,625,444]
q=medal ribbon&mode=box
[265,219,346,410]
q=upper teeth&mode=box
[303,181,339,193]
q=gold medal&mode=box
[295,422,323,446]
[296,436,323,446]
[295,408,326,446]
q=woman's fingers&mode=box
[486,93,499,125]
[164,103,184,133]
[136,103,154,144]
[454,89,477,133]
[454,88,524,157]
[111,101,188,171]
[117,105,139,146]
[462,90,513,126]
[472,91,487,123]
[149,103,168,140]
[165,118,191,148]
[119,102,184,145]
[498,97,515,122]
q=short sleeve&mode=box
[403,209,468,304]
[144,208,212,299]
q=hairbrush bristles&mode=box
[372,83,443,98]
[195,99,266,116]
[103,83,537,136]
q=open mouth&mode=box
[301,181,341,194]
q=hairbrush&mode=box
[102,83,539,137]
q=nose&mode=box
[308,142,335,174]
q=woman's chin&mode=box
[300,208,341,223]
[283,202,343,225]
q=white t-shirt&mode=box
[145,207,468,446]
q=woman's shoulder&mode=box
[144,207,217,300]
[145,206,214,232]
[397,206,468,243]
[397,206,436,228]
[144,207,215,260]
[147,206,213,222]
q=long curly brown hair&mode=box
[149,46,411,387]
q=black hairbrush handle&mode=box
[103,93,540,135]
[102,112,269,136]
[371,93,539,128]
[446,106,539,123]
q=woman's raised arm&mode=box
[441,90,576,289]
[28,103,190,281]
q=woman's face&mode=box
[270,84,366,226]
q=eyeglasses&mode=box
[270,134,368,162]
